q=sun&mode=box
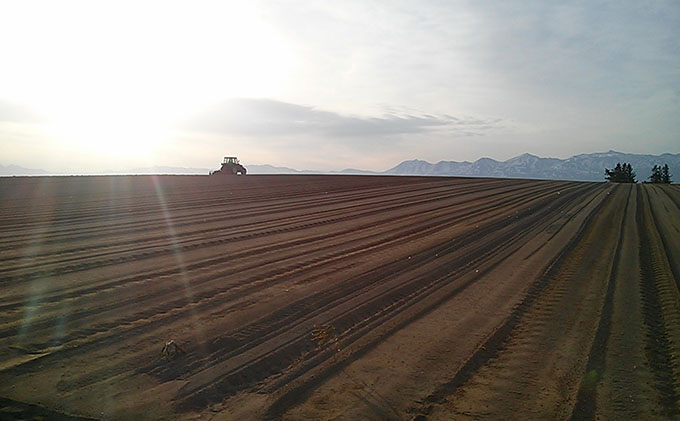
[48,111,169,159]
[1,1,295,162]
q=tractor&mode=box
[210,156,247,176]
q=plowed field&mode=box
[0,175,678,420]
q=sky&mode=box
[1,0,678,173]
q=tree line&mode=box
[604,163,672,184]
[648,164,671,184]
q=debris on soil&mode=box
[160,340,186,361]
[312,324,339,349]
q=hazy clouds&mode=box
[181,98,504,138]
[0,0,678,172]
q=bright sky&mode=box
[1,0,678,173]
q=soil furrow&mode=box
[0,179,558,331]
[2,180,586,372]
[569,185,631,419]
[177,182,599,411]
[636,187,680,417]
[0,180,544,280]
[405,184,621,420]
[3,175,673,420]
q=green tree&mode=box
[662,164,671,184]
[605,162,636,183]
[648,164,672,184]
[624,163,636,183]
[605,163,621,182]
[649,165,662,183]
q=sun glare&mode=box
[49,114,168,159]
[1,1,295,162]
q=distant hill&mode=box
[2,151,678,181]
[246,164,302,174]
[385,151,680,182]
[0,163,48,175]
[338,168,378,175]
[246,164,378,175]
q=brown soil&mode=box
[0,176,677,420]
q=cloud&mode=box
[468,1,680,104]
[180,98,503,139]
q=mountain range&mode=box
[2,151,678,182]
[384,151,680,182]
[0,163,48,175]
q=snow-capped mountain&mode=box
[385,151,680,182]
[2,151,678,181]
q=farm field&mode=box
[0,175,678,420]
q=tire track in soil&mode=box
[0,179,535,265]
[188,183,602,416]
[194,183,595,384]
[0,181,442,257]
[2,179,568,337]
[0,177,491,248]
[0,179,455,249]
[264,184,610,420]
[0,180,529,278]
[405,184,622,420]
[646,185,680,290]
[0,180,561,343]
[0,180,540,344]
[580,186,658,420]
[5,182,596,396]
[0,397,95,420]
[654,184,680,212]
[0,180,539,281]
[569,185,631,419]
[0,176,606,419]
[635,186,680,418]
[0,175,408,221]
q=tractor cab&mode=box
[210,156,247,176]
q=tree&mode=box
[648,164,672,184]
[624,163,636,183]
[605,163,622,182]
[605,162,636,183]
[649,165,662,183]
[662,164,672,184]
